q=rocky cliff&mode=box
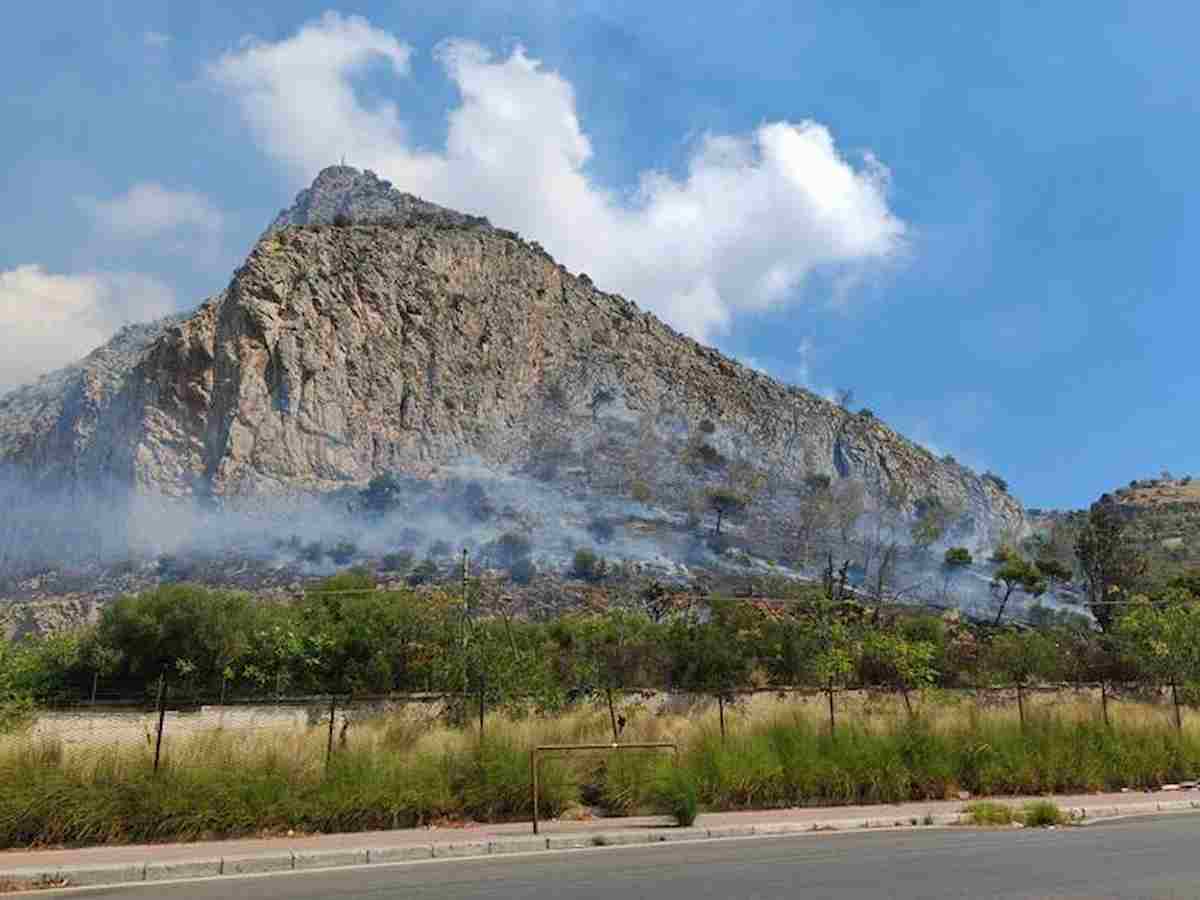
[0,167,1023,546]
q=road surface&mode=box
[50,816,1200,899]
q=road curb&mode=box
[4,802,1199,892]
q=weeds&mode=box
[2,698,1198,848]
[1022,800,1064,827]
[964,801,1015,825]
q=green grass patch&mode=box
[1022,800,1064,827]
[964,801,1015,825]
[2,704,1198,848]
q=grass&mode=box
[1,694,1197,849]
[1022,800,1065,827]
[964,801,1014,825]
[964,800,1064,827]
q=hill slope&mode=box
[0,167,1023,558]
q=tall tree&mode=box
[705,487,749,538]
[991,557,1047,625]
[1075,504,1147,631]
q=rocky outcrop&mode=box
[0,167,1023,542]
[265,165,488,234]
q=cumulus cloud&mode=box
[0,266,175,395]
[81,182,223,241]
[210,12,905,340]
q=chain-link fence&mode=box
[19,678,1199,766]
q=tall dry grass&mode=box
[2,692,1199,849]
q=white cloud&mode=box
[144,30,170,49]
[0,266,175,395]
[81,183,223,241]
[210,13,906,341]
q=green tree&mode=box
[1034,557,1072,596]
[982,629,1061,726]
[97,586,255,691]
[1115,592,1200,728]
[358,472,407,517]
[861,630,938,716]
[944,547,973,568]
[1075,504,1147,631]
[705,487,749,537]
[990,557,1047,625]
[912,497,953,552]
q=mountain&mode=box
[0,166,1023,571]
[1094,475,1200,572]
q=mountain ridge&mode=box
[0,167,1023,550]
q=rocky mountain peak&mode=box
[0,169,1027,595]
[265,166,490,233]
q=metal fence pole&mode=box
[153,670,168,775]
[478,673,485,739]
[325,694,338,773]
[606,687,618,743]
[531,748,540,835]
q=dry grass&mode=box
[2,691,1198,849]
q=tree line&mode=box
[4,558,1200,721]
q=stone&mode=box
[291,848,369,870]
[488,838,548,854]
[367,845,435,863]
[430,841,490,859]
[222,853,294,875]
[144,859,222,882]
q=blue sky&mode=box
[2,2,1197,510]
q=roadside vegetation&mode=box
[3,501,1200,847]
[0,695,1194,847]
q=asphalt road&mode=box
[63,816,1200,900]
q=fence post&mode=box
[531,749,540,835]
[1101,681,1110,728]
[1016,682,1025,730]
[325,694,338,773]
[1172,680,1183,733]
[827,679,836,735]
[90,670,99,707]
[606,687,619,743]
[153,670,168,775]
[718,694,726,743]
[478,673,485,739]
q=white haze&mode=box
[0,266,176,396]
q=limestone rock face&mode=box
[0,167,1023,540]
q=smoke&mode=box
[0,266,176,396]
[1,384,1058,624]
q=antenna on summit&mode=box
[340,155,346,167]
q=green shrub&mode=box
[944,547,973,568]
[572,549,607,582]
[407,559,438,586]
[381,551,414,572]
[1022,800,1064,827]
[653,765,699,827]
[964,800,1014,825]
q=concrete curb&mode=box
[3,801,1199,892]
